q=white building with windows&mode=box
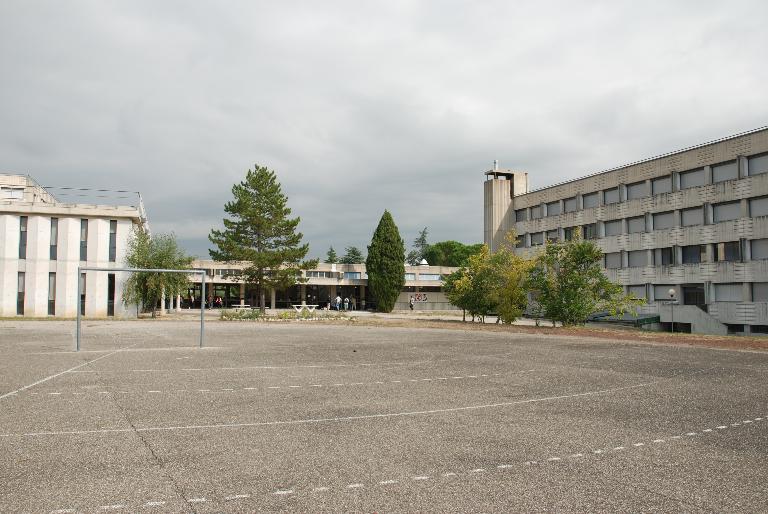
[0,174,148,317]
[484,127,768,335]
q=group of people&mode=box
[329,295,356,311]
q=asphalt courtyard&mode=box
[1,320,767,513]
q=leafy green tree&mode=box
[424,240,484,267]
[443,268,471,322]
[209,165,318,312]
[526,231,639,325]
[325,246,339,264]
[340,246,365,264]
[365,210,405,312]
[406,227,429,265]
[122,229,193,317]
[489,233,532,324]
[443,246,496,322]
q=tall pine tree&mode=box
[325,246,339,263]
[366,210,405,312]
[209,165,317,312]
[406,227,429,265]
[340,246,365,264]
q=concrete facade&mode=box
[1,174,147,317]
[188,260,459,311]
[483,127,768,334]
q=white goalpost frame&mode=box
[76,266,206,351]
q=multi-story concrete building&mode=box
[187,260,459,311]
[0,174,148,317]
[484,127,768,335]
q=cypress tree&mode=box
[366,210,405,312]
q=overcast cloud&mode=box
[2,1,767,259]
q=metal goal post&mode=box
[76,266,206,351]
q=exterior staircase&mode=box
[658,304,728,335]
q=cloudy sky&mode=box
[2,1,767,259]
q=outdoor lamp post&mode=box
[669,288,676,334]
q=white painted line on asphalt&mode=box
[686,432,697,436]
[48,392,61,395]
[374,381,384,384]
[413,476,430,480]
[421,378,432,381]
[437,377,448,380]
[756,417,763,421]
[731,423,741,426]
[288,386,301,389]
[225,494,250,500]
[547,457,561,462]
[468,375,478,378]
[525,461,538,465]
[145,501,165,506]
[268,386,280,389]
[470,468,486,473]
[244,387,257,390]
[379,480,398,485]
[717,426,727,429]
[100,505,126,510]
[222,388,234,391]
[570,453,584,458]
[182,369,203,371]
[670,435,682,439]
[312,487,329,492]
[703,429,713,432]
[653,439,665,443]
[633,443,644,446]
[613,446,625,451]
[148,391,161,393]
[743,420,752,423]
[1,344,136,401]
[98,391,109,394]
[391,380,401,383]
[452,376,463,379]
[0,380,675,438]
[311,384,323,387]
[592,449,603,454]
[333,383,344,386]
[50,509,75,513]
[498,464,514,469]
[347,483,364,489]
[188,498,206,503]
[273,490,294,496]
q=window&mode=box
[714,283,743,302]
[109,220,117,262]
[516,236,526,248]
[653,211,675,230]
[604,219,622,236]
[418,273,440,281]
[750,196,768,217]
[627,216,646,233]
[107,273,115,317]
[530,206,542,220]
[680,207,703,227]
[546,230,558,242]
[652,176,672,195]
[404,273,416,280]
[17,272,25,315]
[48,272,56,316]
[713,201,741,223]
[530,232,544,246]
[306,271,333,278]
[679,168,706,189]
[628,285,647,301]
[603,187,620,205]
[715,241,741,262]
[515,208,528,222]
[582,192,599,208]
[80,219,88,261]
[564,197,577,213]
[682,245,705,264]
[604,252,621,269]
[748,153,768,176]
[654,285,675,301]
[563,227,575,241]
[628,250,648,267]
[655,247,674,266]
[582,223,598,240]
[344,272,362,279]
[712,160,738,183]
[626,181,648,200]
[753,283,768,302]
[546,201,561,216]
[50,218,58,260]
[19,216,28,259]
[2,186,24,200]
[80,273,86,316]
[752,239,768,259]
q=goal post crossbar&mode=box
[76,266,207,351]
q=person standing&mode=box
[343,297,349,311]
[335,295,342,311]
[409,295,415,311]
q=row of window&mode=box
[516,152,768,221]
[15,271,116,316]
[602,239,768,268]
[521,197,768,246]
[305,271,442,281]
[17,217,117,262]
[628,282,768,303]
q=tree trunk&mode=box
[260,290,266,313]
[462,309,466,322]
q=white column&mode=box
[176,294,182,312]
[160,289,166,315]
